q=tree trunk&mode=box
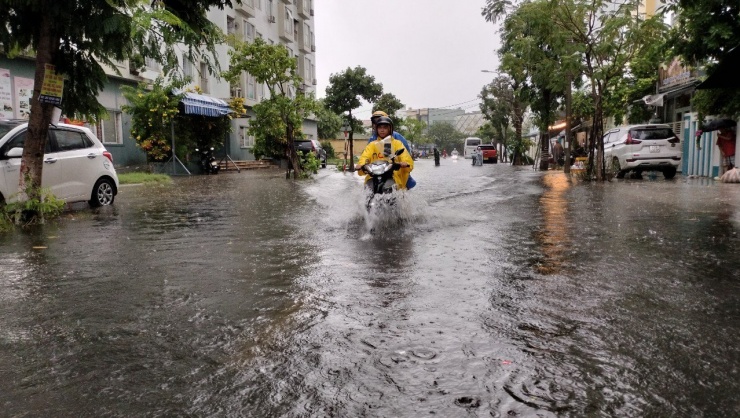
[21,13,56,200]
[564,75,572,174]
[286,123,301,179]
[347,110,355,172]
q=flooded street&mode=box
[1,160,739,417]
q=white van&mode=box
[463,137,482,159]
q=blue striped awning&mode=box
[174,90,231,117]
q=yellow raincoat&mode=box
[357,137,414,189]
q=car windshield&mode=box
[630,128,675,140]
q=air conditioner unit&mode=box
[312,79,317,85]
[310,9,314,16]
[311,45,315,52]
[268,15,276,23]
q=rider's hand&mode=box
[399,162,410,168]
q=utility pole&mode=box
[564,74,572,174]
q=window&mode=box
[182,57,194,79]
[255,0,261,10]
[54,130,92,151]
[200,62,209,93]
[145,56,160,71]
[304,57,311,81]
[98,111,123,145]
[244,21,255,42]
[303,22,311,47]
[246,73,256,99]
[239,126,254,148]
[227,16,237,36]
[285,7,294,34]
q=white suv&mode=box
[0,121,119,206]
[603,124,682,179]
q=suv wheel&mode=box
[663,167,677,179]
[612,158,626,179]
[90,178,115,207]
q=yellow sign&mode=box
[39,64,64,105]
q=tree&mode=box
[0,0,236,211]
[427,122,464,153]
[664,0,740,118]
[399,118,428,145]
[549,0,658,180]
[372,93,405,128]
[323,66,382,170]
[315,99,343,140]
[499,0,568,170]
[223,37,316,179]
[480,74,526,165]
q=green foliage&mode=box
[117,172,172,185]
[664,0,740,117]
[427,122,465,153]
[0,180,65,228]
[400,118,428,145]
[606,17,669,124]
[320,140,336,159]
[316,99,343,140]
[224,38,318,175]
[324,66,383,117]
[121,78,183,162]
[0,0,234,122]
[298,151,320,178]
[372,93,405,128]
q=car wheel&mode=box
[493,158,498,164]
[663,167,677,179]
[321,157,327,168]
[612,158,626,179]
[89,178,115,207]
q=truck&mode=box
[478,144,498,163]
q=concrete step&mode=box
[218,160,276,171]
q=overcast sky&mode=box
[314,0,501,119]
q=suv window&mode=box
[479,145,496,150]
[629,127,675,140]
[54,129,92,151]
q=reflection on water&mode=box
[534,172,574,274]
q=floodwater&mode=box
[1,159,739,417]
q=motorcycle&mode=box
[361,148,406,211]
[195,147,220,174]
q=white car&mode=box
[0,121,119,206]
[603,124,682,179]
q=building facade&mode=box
[0,0,318,167]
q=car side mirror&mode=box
[6,147,23,158]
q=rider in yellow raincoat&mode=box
[356,116,414,189]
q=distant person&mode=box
[368,110,416,189]
[552,141,563,167]
[433,147,440,166]
[717,128,736,173]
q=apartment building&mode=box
[216,0,318,161]
[0,0,318,166]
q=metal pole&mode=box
[564,74,572,174]
[171,120,176,175]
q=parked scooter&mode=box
[361,148,405,211]
[195,147,220,174]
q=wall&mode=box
[0,55,147,167]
